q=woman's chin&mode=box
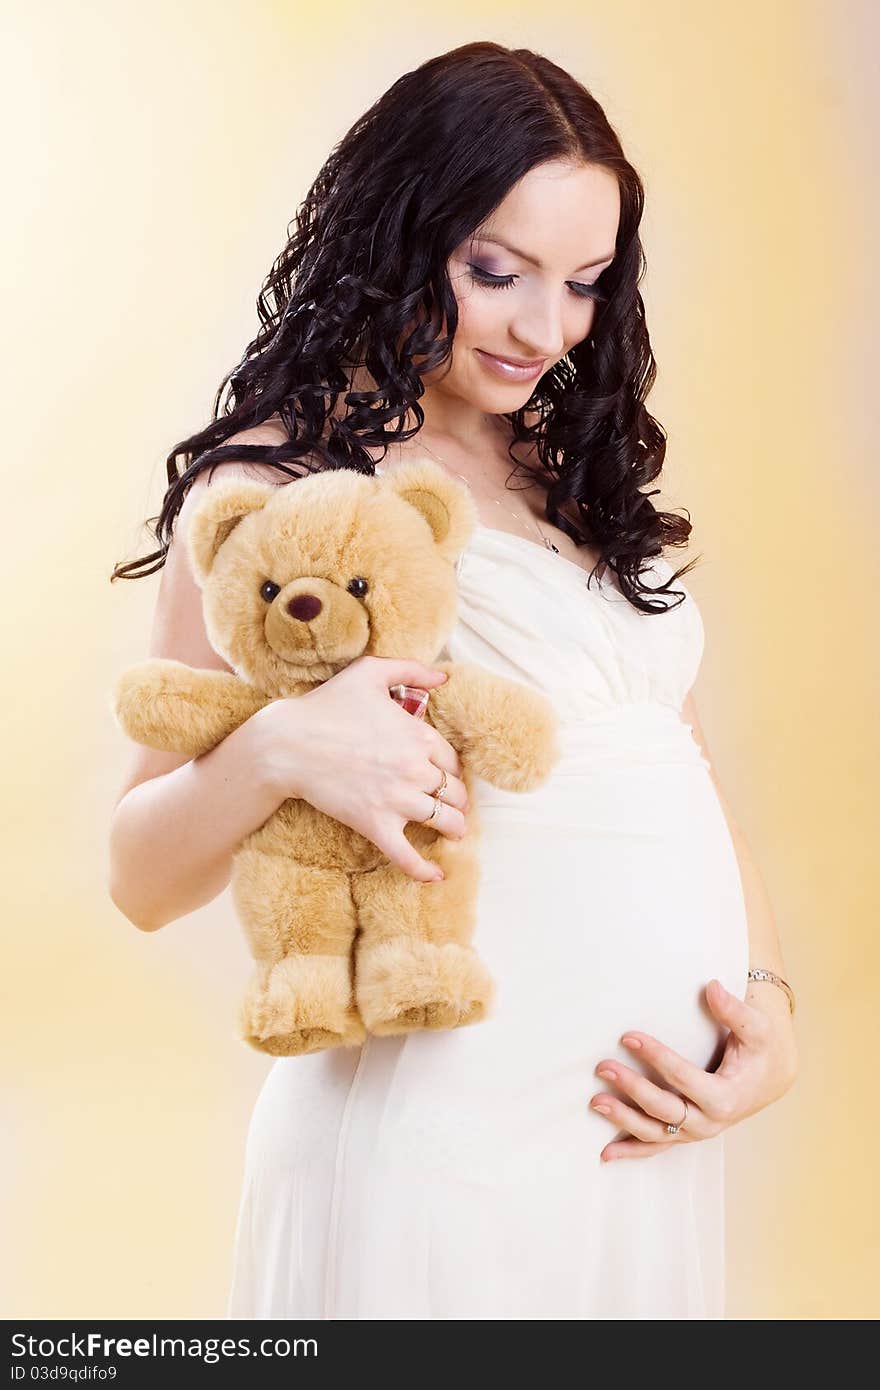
[460,370,540,414]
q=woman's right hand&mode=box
[256,655,470,883]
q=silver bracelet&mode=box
[747,967,796,1016]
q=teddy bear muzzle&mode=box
[264,578,371,662]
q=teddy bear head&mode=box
[186,457,477,697]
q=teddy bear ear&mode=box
[380,457,477,561]
[187,479,275,585]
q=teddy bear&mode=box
[112,457,560,1057]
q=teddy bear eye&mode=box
[347,577,369,598]
[260,580,281,603]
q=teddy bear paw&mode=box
[356,940,495,1036]
[237,954,366,1057]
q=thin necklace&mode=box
[390,436,563,556]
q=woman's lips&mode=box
[475,349,546,382]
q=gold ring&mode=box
[420,796,442,826]
[666,1097,689,1135]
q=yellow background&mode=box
[3,0,876,1319]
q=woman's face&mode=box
[426,159,621,413]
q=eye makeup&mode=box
[467,263,608,302]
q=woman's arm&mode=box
[682,689,795,1030]
[109,706,289,932]
[109,452,293,931]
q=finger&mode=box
[424,728,465,780]
[590,1093,680,1144]
[402,788,467,841]
[391,706,464,783]
[423,760,469,813]
[372,656,450,689]
[705,979,770,1047]
[593,1063,708,1131]
[601,1139,675,1162]
[618,1033,724,1114]
[377,829,445,883]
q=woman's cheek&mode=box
[455,289,502,348]
[573,300,598,345]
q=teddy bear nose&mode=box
[286,593,323,621]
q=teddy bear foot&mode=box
[356,939,495,1036]
[237,953,366,1057]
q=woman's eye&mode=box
[467,263,607,302]
[468,264,517,290]
[569,281,609,303]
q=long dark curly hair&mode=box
[111,40,699,613]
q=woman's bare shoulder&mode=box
[192,412,291,489]
[112,414,296,806]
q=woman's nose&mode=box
[508,303,565,362]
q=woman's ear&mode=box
[187,480,274,585]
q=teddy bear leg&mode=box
[231,851,366,1057]
[350,839,495,1035]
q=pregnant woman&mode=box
[109,42,798,1319]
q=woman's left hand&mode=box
[590,979,798,1162]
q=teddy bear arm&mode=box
[428,660,560,792]
[112,659,270,757]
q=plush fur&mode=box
[112,458,560,1056]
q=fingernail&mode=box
[433,870,444,882]
[591,1101,611,1114]
[597,1067,617,1081]
[621,1035,642,1049]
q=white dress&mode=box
[224,507,750,1321]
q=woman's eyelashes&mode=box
[466,263,608,302]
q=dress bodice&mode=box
[443,523,710,781]
[375,463,709,775]
[450,523,705,720]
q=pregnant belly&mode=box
[364,756,750,1177]
[471,758,750,1044]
